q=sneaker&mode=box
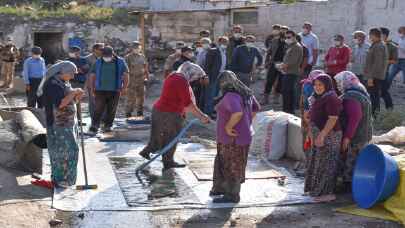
[139,151,151,160]
[213,196,240,203]
[86,127,98,136]
[209,190,224,197]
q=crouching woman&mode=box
[305,74,342,202]
[211,71,260,203]
[38,61,85,187]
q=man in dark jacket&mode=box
[227,25,245,67]
[67,46,90,89]
[263,24,286,105]
[203,36,229,117]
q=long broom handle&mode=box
[77,101,89,185]
[135,119,199,174]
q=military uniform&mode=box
[1,44,19,88]
[125,52,147,116]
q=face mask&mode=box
[202,44,210,49]
[272,30,280,36]
[234,33,242,39]
[68,53,76,58]
[103,57,112,62]
[302,29,309,35]
[220,44,227,49]
[196,47,203,53]
[185,53,194,59]
[285,38,294,45]
[175,49,182,54]
[133,48,141,54]
[353,39,360,45]
[32,54,40,59]
[334,41,342,47]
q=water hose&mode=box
[135,119,199,175]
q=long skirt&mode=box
[47,125,79,186]
[305,126,342,197]
[140,108,184,165]
[212,142,249,200]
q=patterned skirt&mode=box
[47,125,79,186]
[213,142,250,187]
[140,108,184,164]
[304,126,342,197]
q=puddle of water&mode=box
[109,156,200,207]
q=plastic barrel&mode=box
[352,144,400,209]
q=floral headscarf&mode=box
[215,70,253,107]
[308,74,337,108]
[334,71,368,94]
[176,61,206,83]
[300,69,325,84]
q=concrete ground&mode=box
[1,72,404,228]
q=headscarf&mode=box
[176,61,206,83]
[308,74,337,108]
[215,70,253,107]
[334,71,368,95]
[37,61,77,97]
[300,69,325,84]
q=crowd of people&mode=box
[10,21,405,203]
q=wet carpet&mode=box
[109,156,201,207]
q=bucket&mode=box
[352,144,400,209]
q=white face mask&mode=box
[285,38,294,45]
[202,44,210,49]
[185,53,194,59]
[175,49,182,54]
[353,39,360,45]
[103,57,112,62]
[68,52,76,58]
[32,54,40,59]
[234,33,242,39]
[220,44,227,49]
[334,41,342,47]
[133,48,141,54]
[196,47,203,53]
[246,42,254,47]
[272,30,280,36]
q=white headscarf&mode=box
[176,61,206,83]
[37,61,77,97]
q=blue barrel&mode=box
[352,144,400,209]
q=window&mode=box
[232,10,258,25]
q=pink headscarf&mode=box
[300,70,325,84]
[334,71,367,94]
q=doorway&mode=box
[33,32,64,65]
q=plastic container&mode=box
[352,144,400,209]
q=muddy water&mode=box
[109,156,200,207]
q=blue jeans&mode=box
[386,59,405,86]
[204,79,219,116]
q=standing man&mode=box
[230,35,263,87]
[196,38,211,67]
[391,26,405,84]
[0,37,19,88]
[23,46,46,108]
[203,36,229,117]
[88,46,129,134]
[227,25,245,66]
[125,41,149,118]
[380,27,398,110]
[279,30,303,114]
[67,46,89,88]
[351,31,370,84]
[364,28,388,117]
[325,35,351,77]
[263,24,286,105]
[299,22,319,76]
[163,41,185,78]
[85,43,104,120]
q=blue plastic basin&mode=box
[352,144,400,209]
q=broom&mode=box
[76,101,98,190]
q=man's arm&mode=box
[255,48,263,67]
[122,72,129,91]
[22,59,30,85]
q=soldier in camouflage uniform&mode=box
[125,41,149,117]
[0,37,19,88]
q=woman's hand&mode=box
[225,124,238,137]
[199,114,210,124]
[315,132,326,147]
[74,89,85,101]
[341,137,351,153]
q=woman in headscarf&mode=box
[39,61,84,187]
[300,70,325,150]
[139,62,210,169]
[305,74,342,202]
[335,71,372,190]
[210,71,260,203]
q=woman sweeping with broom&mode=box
[38,61,85,188]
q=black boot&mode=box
[136,110,144,117]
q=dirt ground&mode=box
[1,71,404,228]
